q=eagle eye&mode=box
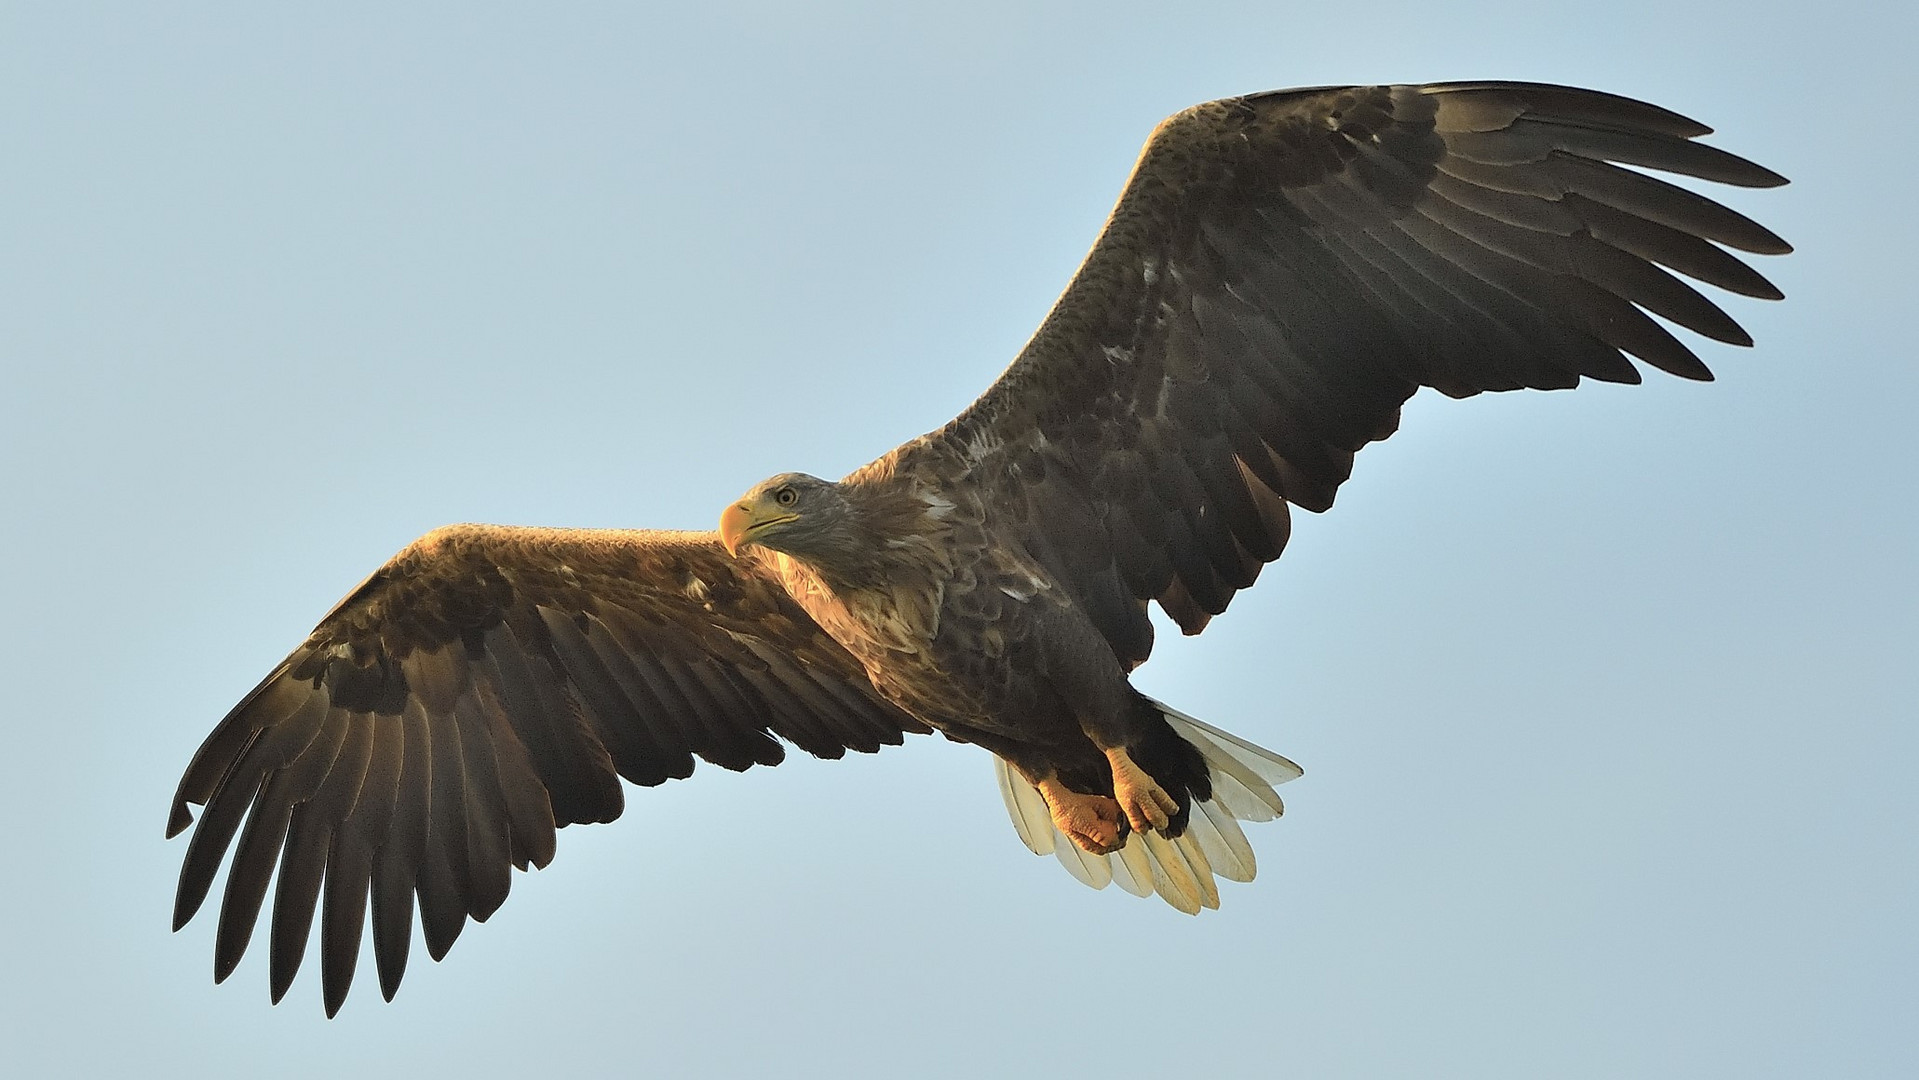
[774,486,798,508]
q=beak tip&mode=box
[719,502,751,558]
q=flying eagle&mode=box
[167,81,1789,1015]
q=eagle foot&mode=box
[1105,746,1177,835]
[1036,777,1124,855]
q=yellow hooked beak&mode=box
[719,495,797,557]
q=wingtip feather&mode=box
[167,802,195,839]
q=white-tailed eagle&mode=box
[167,81,1789,1015]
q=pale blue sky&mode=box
[4,2,1913,1077]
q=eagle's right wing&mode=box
[168,524,925,1015]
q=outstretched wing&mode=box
[168,525,924,1015]
[902,81,1789,664]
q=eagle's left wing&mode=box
[895,82,1788,667]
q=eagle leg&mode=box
[1104,746,1177,835]
[1036,776,1124,855]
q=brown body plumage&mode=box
[168,81,1789,1015]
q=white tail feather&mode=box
[992,697,1300,913]
[995,756,1055,855]
[1053,829,1112,889]
[1110,840,1153,897]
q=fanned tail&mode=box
[994,697,1301,914]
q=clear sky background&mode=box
[4,2,1913,1077]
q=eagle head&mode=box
[719,473,853,560]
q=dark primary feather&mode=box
[902,81,1788,664]
[168,526,924,1014]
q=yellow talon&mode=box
[1036,776,1123,854]
[1105,746,1177,834]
